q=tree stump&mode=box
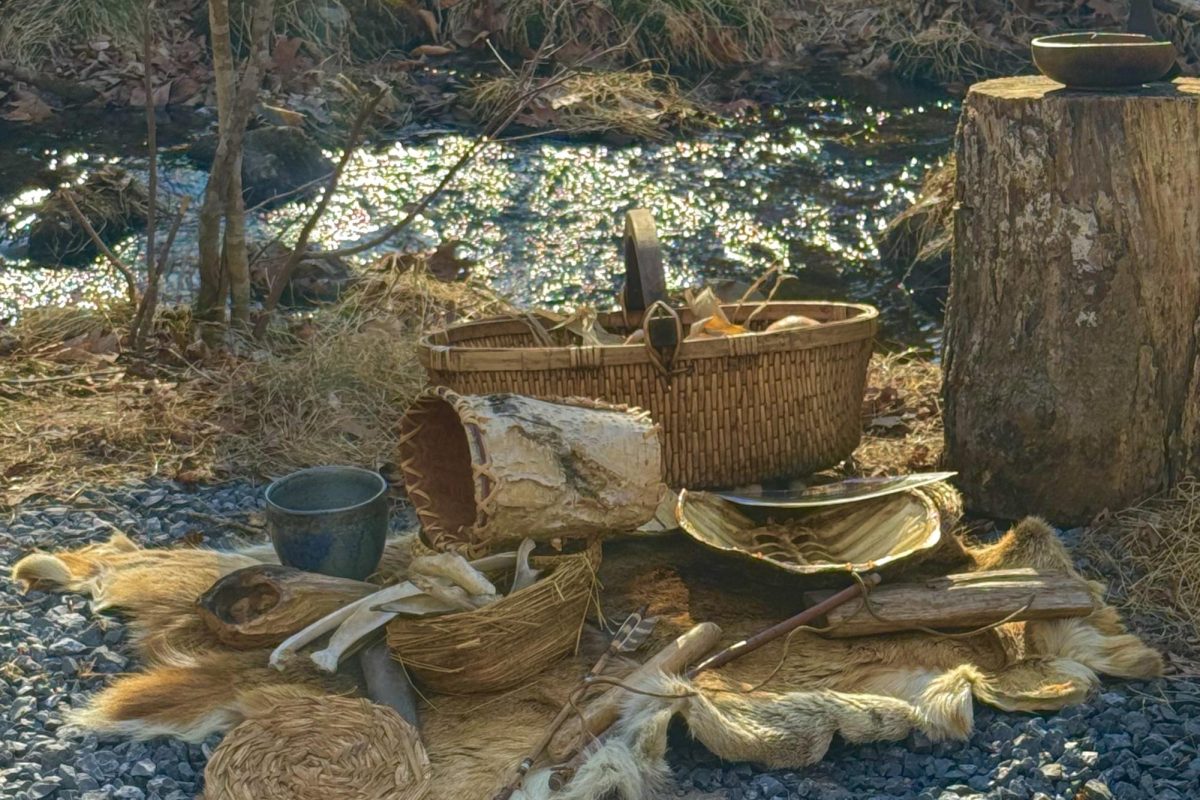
[944,76,1200,524]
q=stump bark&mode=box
[944,76,1200,524]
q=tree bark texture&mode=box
[943,76,1200,524]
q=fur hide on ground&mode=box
[9,517,1161,800]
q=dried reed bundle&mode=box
[386,544,600,694]
[203,687,431,800]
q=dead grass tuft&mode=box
[0,302,220,506]
[0,263,510,506]
[463,70,705,139]
[851,350,943,477]
[1082,479,1200,666]
[210,265,511,479]
[448,0,785,71]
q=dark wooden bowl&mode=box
[1032,33,1177,89]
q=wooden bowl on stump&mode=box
[1031,33,1177,89]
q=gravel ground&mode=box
[2,480,1198,800]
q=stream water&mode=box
[0,73,957,346]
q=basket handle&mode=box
[621,208,666,314]
[640,300,684,378]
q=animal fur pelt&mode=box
[9,517,1161,800]
[513,517,1163,799]
[10,530,420,741]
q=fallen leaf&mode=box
[411,44,455,58]
[272,36,305,74]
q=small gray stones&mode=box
[6,481,1200,800]
[1079,778,1116,799]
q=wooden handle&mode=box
[622,208,666,313]
[546,621,722,762]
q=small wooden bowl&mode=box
[1031,33,1177,89]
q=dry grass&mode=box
[463,70,704,139]
[0,0,417,67]
[1082,479,1200,666]
[449,0,1182,84]
[450,0,786,71]
[0,263,510,507]
[0,303,221,506]
[210,265,511,479]
[0,0,146,65]
[851,350,943,477]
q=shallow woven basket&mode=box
[386,543,600,694]
[676,484,960,582]
[420,301,878,488]
[203,691,431,800]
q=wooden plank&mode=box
[803,568,1096,639]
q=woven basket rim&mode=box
[419,300,878,371]
[675,487,943,576]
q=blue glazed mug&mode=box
[265,466,389,581]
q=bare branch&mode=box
[252,90,388,338]
[135,0,159,356]
[60,190,139,306]
[308,30,630,261]
[132,195,190,352]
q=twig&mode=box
[251,88,388,338]
[308,35,590,261]
[0,369,125,387]
[60,190,139,305]
[132,194,191,352]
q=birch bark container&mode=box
[398,388,663,555]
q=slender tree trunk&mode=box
[225,159,251,330]
[195,0,274,338]
[133,0,158,355]
[194,0,237,329]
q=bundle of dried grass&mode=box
[1083,478,1200,666]
[0,263,509,505]
[386,544,600,694]
[463,71,704,140]
[0,301,220,507]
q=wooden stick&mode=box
[252,88,385,338]
[545,622,723,763]
[548,575,880,790]
[803,568,1095,639]
[491,608,670,800]
[138,0,158,355]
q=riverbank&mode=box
[2,0,1197,133]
